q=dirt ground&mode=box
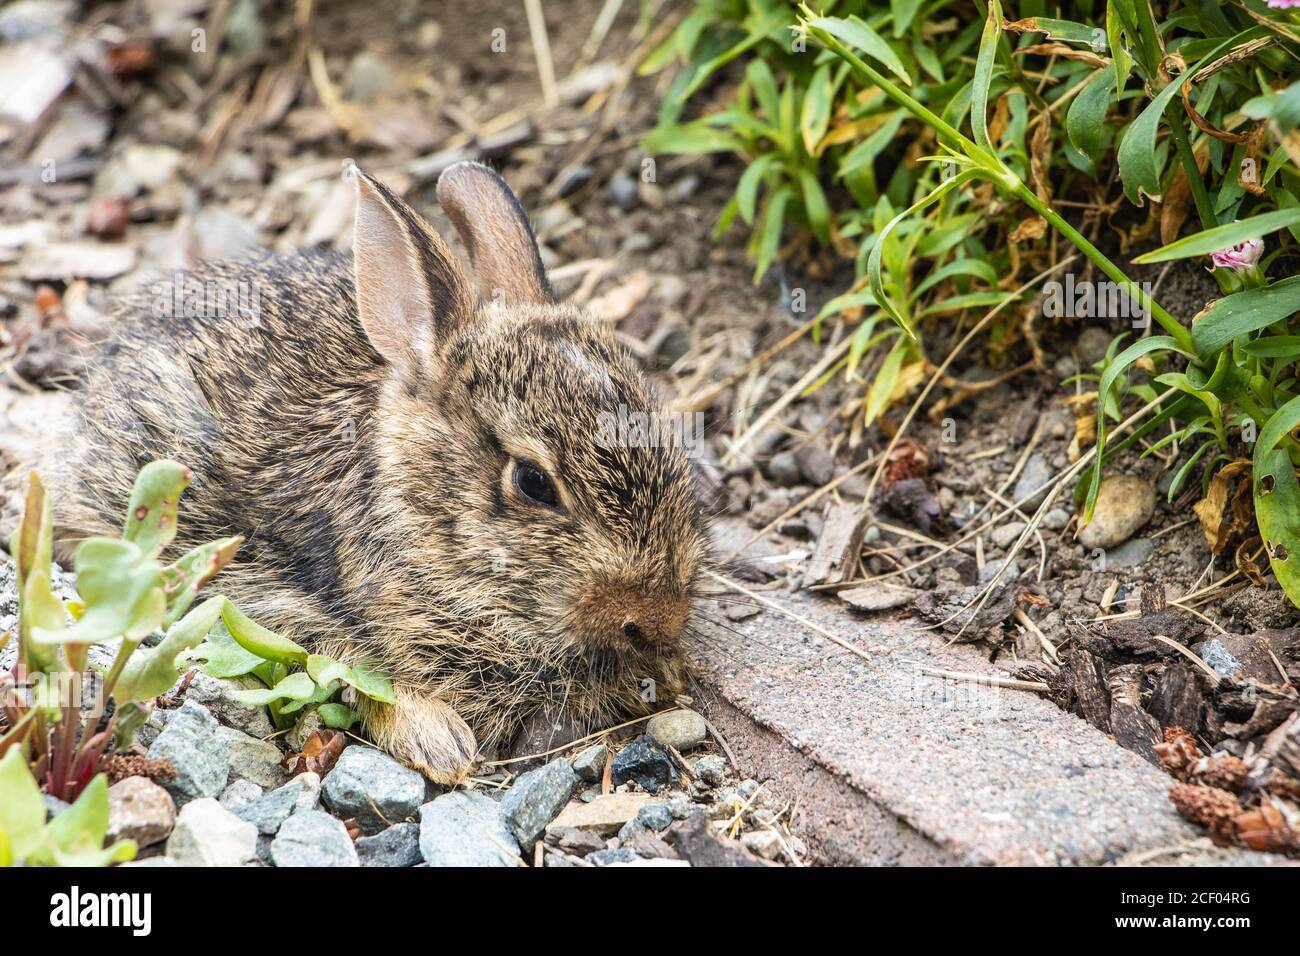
[1,0,1297,856]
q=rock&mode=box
[221,727,288,790]
[766,451,802,487]
[321,745,426,835]
[44,794,69,821]
[288,709,325,751]
[166,798,257,867]
[147,700,231,806]
[1198,639,1243,679]
[617,801,674,842]
[1077,326,1113,364]
[740,829,784,860]
[588,847,640,866]
[646,710,707,753]
[978,557,1019,586]
[1077,475,1156,550]
[344,51,393,102]
[122,144,183,191]
[545,792,656,837]
[991,521,1027,550]
[692,754,727,788]
[612,735,676,791]
[838,584,915,612]
[663,812,772,867]
[556,163,594,198]
[270,810,359,867]
[571,744,607,782]
[1043,508,1071,531]
[500,757,577,851]
[20,241,137,282]
[544,826,606,857]
[623,828,680,861]
[107,777,176,849]
[607,173,638,211]
[356,822,423,867]
[233,772,321,835]
[420,792,520,867]
[1104,537,1154,570]
[181,672,275,738]
[1013,453,1053,510]
[219,780,262,812]
[795,444,835,487]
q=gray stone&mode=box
[181,672,275,738]
[345,51,393,102]
[1043,508,1071,531]
[287,709,325,751]
[270,810,359,867]
[795,444,835,487]
[107,776,176,849]
[166,798,257,866]
[1199,639,1243,679]
[356,822,422,867]
[646,709,708,752]
[617,801,674,842]
[1013,453,1053,510]
[221,727,288,790]
[692,754,727,788]
[419,792,520,867]
[321,745,425,835]
[740,829,784,860]
[500,757,577,851]
[571,744,607,782]
[612,736,675,791]
[607,173,638,211]
[147,700,231,806]
[978,557,1019,586]
[588,847,640,866]
[990,522,1027,550]
[1104,537,1154,570]
[1077,475,1156,550]
[767,451,802,487]
[233,772,321,835]
[1077,326,1113,364]
[219,780,263,812]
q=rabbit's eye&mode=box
[513,461,558,507]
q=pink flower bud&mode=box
[1267,0,1300,8]
[1209,238,1263,271]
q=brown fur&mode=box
[38,163,707,783]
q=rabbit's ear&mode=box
[436,161,554,306]
[349,164,474,373]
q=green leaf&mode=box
[746,57,781,128]
[46,539,165,645]
[189,620,266,679]
[1134,209,1300,263]
[1191,275,1300,362]
[1254,448,1300,608]
[161,535,242,626]
[890,0,923,37]
[801,64,833,154]
[641,122,743,156]
[1116,73,1189,205]
[1106,2,1132,96]
[0,747,46,862]
[122,461,191,559]
[1242,336,1300,359]
[863,339,907,425]
[799,169,831,244]
[1084,336,1189,520]
[807,15,910,86]
[317,703,360,730]
[305,654,396,705]
[970,0,1003,152]
[752,184,793,282]
[114,597,224,704]
[736,154,777,225]
[1067,64,1115,163]
[231,671,316,707]
[220,600,308,667]
[276,678,340,715]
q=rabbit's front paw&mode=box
[363,688,478,785]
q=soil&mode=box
[1,0,1297,858]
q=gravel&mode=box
[646,709,707,752]
[107,776,176,849]
[419,791,521,867]
[233,772,321,835]
[321,745,426,835]
[180,672,276,738]
[571,743,607,782]
[271,810,359,867]
[500,757,576,851]
[356,822,423,867]
[221,726,288,790]
[166,798,257,866]
[611,735,675,791]
[147,700,231,806]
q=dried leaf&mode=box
[282,728,346,777]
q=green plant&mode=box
[0,747,135,867]
[643,0,1300,605]
[0,461,394,864]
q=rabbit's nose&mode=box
[576,582,689,650]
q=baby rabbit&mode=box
[43,161,708,783]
